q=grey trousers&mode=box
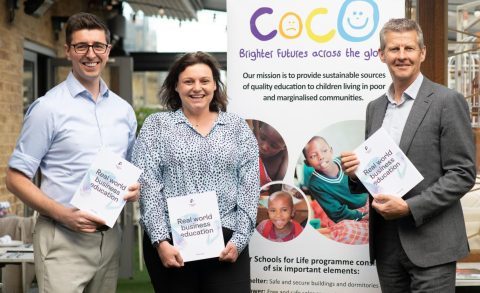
[33,215,121,293]
[374,222,456,293]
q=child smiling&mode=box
[256,191,303,242]
[303,136,368,223]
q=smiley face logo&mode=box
[337,0,379,42]
[348,10,367,30]
[279,12,303,39]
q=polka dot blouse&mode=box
[132,109,260,253]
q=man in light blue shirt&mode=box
[6,13,139,293]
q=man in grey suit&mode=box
[341,18,476,292]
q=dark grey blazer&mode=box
[360,77,476,267]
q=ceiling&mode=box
[202,0,225,12]
[123,0,479,41]
[124,0,225,20]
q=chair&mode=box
[132,201,144,271]
[0,215,36,293]
[461,182,480,261]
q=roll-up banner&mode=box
[227,1,405,292]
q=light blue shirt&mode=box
[382,74,424,145]
[132,110,260,253]
[9,72,137,206]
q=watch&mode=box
[153,239,166,248]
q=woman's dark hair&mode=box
[159,51,227,112]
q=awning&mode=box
[125,0,204,21]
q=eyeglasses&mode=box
[70,42,110,54]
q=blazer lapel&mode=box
[370,95,388,134]
[399,79,434,153]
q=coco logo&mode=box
[250,0,379,43]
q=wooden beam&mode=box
[417,0,447,85]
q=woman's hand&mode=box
[219,241,238,263]
[157,241,184,268]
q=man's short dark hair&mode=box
[65,12,110,45]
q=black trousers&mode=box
[143,228,251,293]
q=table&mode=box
[0,244,34,293]
[456,262,480,287]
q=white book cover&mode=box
[167,191,225,262]
[354,127,424,197]
[70,149,142,227]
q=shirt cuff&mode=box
[8,150,40,179]
[229,232,247,253]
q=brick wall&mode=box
[0,0,88,215]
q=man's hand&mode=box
[59,207,106,233]
[372,194,410,220]
[340,152,359,179]
[157,241,184,268]
[7,168,106,233]
[123,182,140,202]
[219,241,238,263]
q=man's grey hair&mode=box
[379,18,424,51]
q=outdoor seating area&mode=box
[0,216,35,293]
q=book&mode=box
[354,127,424,197]
[167,191,225,262]
[70,149,142,227]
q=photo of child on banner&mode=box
[256,183,307,242]
[246,120,288,186]
[296,132,368,245]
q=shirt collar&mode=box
[385,73,423,104]
[66,72,110,100]
[173,109,228,125]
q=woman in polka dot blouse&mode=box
[132,51,260,293]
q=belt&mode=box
[39,214,110,232]
[96,225,110,232]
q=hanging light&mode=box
[158,7,165,16]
